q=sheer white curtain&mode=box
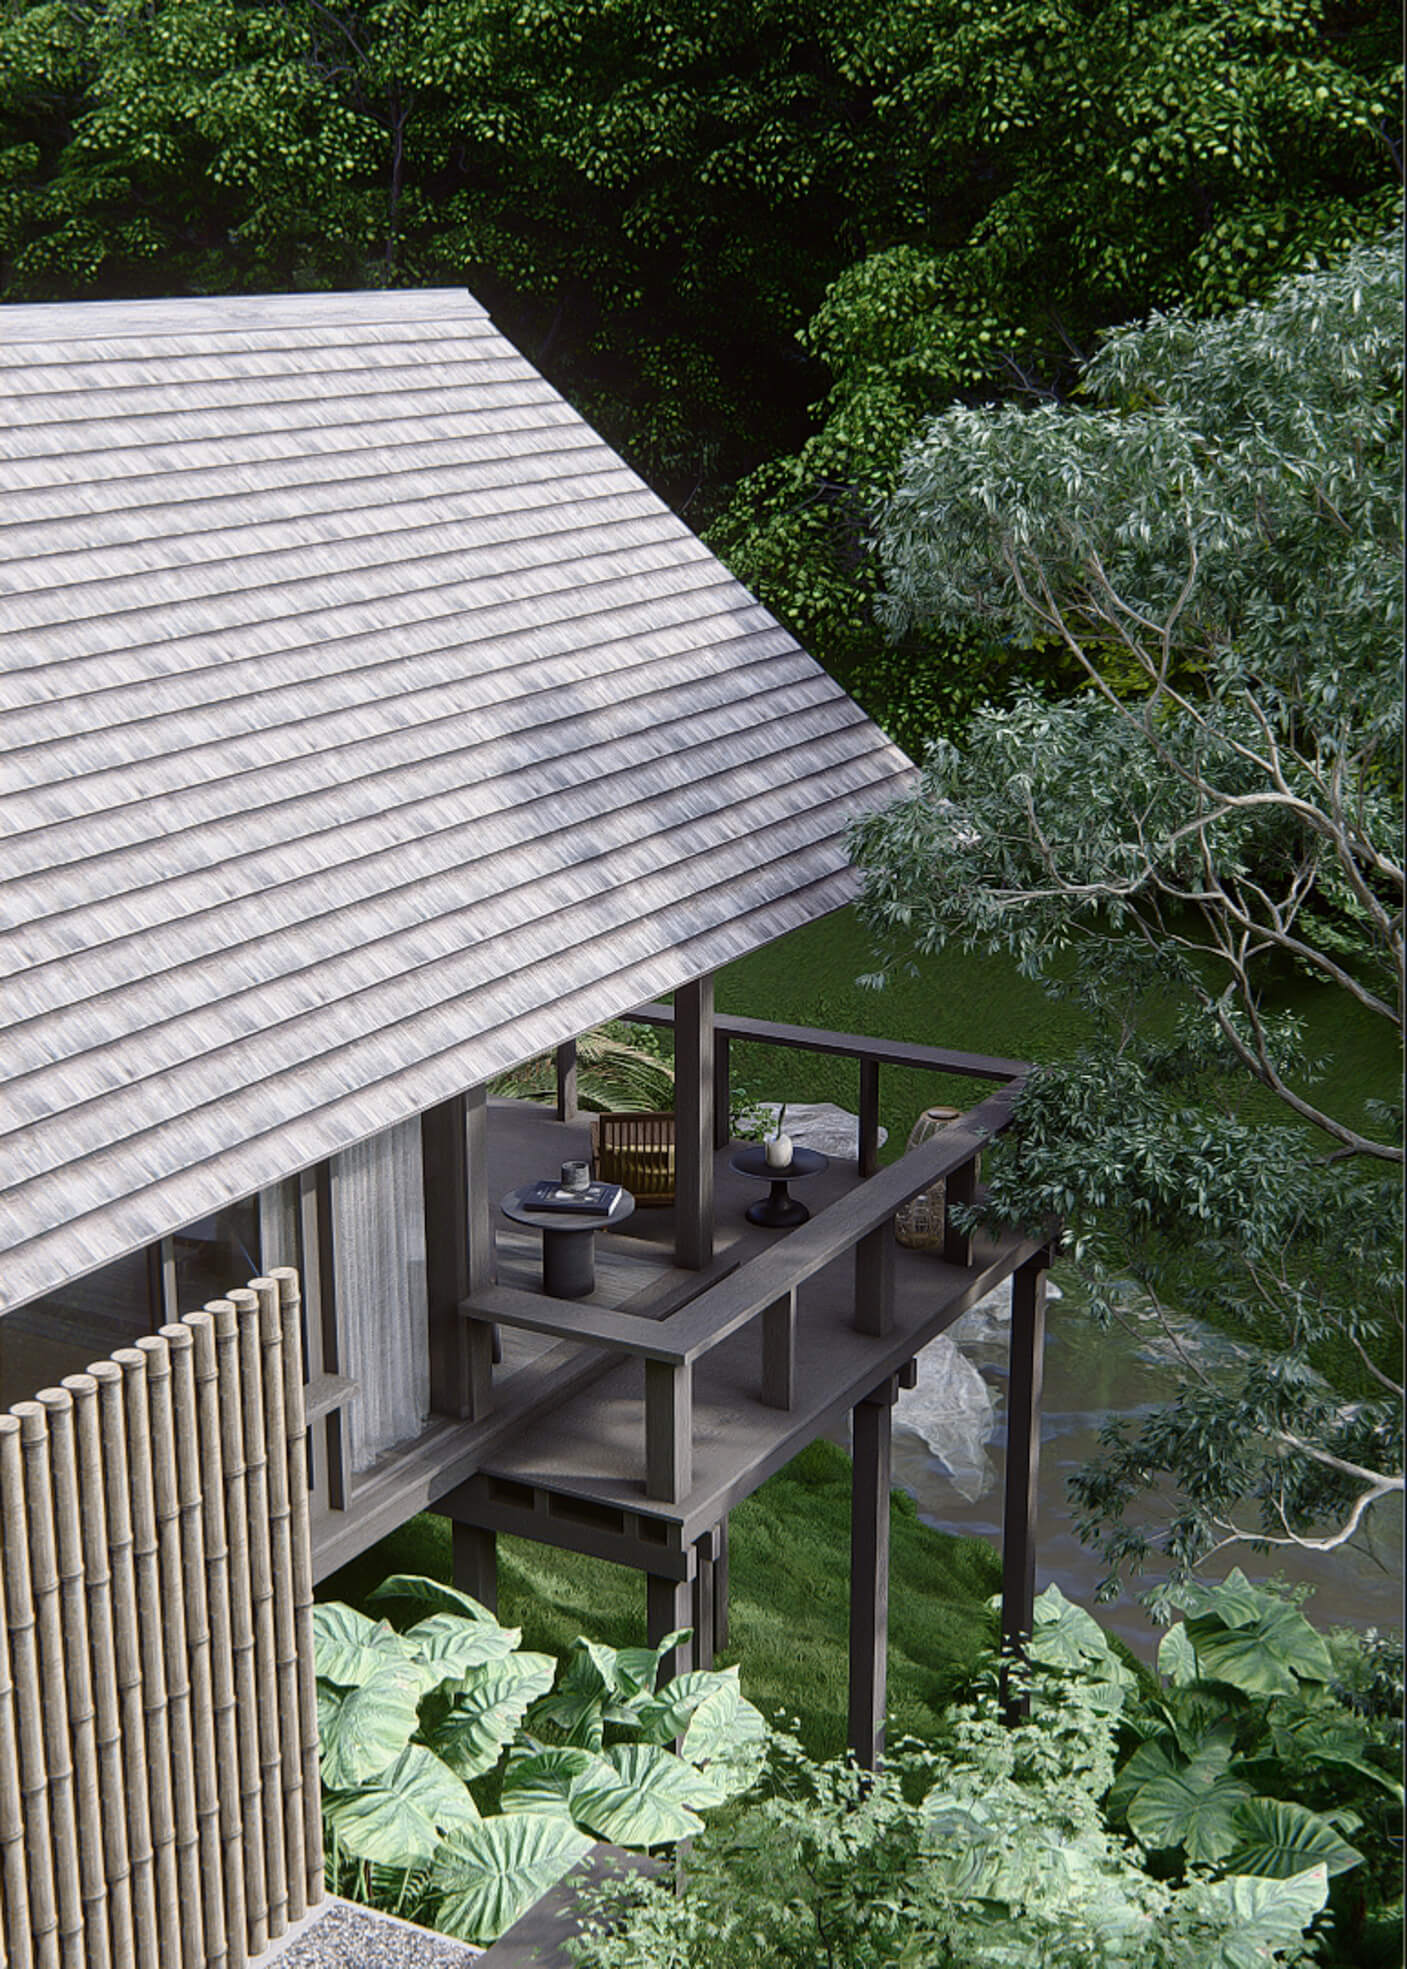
[330,1119,430,1472]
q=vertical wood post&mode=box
[858,1058,881,1179]
[691,1532,716,1669]
[712,1033,731,1151]
[1000,1253,1047,1725]
[422,1094,470,1420]
[644,1362,692,1503]
[853,1225,894,1337]
[712,1517,730,1652]
[464,1086,498,1411]
[298,1166,344,1512]
[674,976,715,1270]
[555,1041,579,1123]
[646,1573,694,1687]
[760,1292,797,1409]
[450,1525,498,1615]
[147,1241,178,1330]
[848,1377,897,1772]
[943,1155,977,1267]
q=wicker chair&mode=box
[589,1110,676,1206]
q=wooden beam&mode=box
[422,1093,471,1419]
[644,1360,692,1503]
[300,1163,345,1511]
[451,1524,498,1616]
[1000,1253,1048,1725]
[147,1237,178,1327]
[848,1377,897,1771]
[555,1041,578,1123]
[853,1224,893,1337]
[713,1032,731,1152]
[713,1516,730,1651]
[628,1003,1030,1085]
[858,1057,881,1179]
[674,975,715,1270]
[691,1530,715,1669]
[760,1291,796,1410]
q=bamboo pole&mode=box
[34,1388,110,1969]
[136,1336,204,1969]
[113,1349,181,1969]
[269,1270,322,1910]
[186,1312,246,1969]
[227,1287,287,1941]
[162,1325,228,1969]
[88,1364,157,1969]
[0,1416,40,1969]
[251,1282,305,1924]
[62,1374,133,1969]
[212,1302,267,1959]
[13,1402,84,1969]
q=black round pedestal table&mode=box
[728,1144,828,1228]
[500,1186,636,1298]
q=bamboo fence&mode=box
[0,1271,322,1969]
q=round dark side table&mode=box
[500,1185,636,1299]
[728,1144,828,1228]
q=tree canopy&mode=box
[850,231,1403,1591]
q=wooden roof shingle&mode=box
[1,288,913,1312]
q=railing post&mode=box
[555,1040,579,1123]
[1000,1252,1048,1725]
[675,976,715,1269]
[943,1154,977,1267]
[713,1032,731,1151]
[853,1224,894,1337]
[760,1290,797,1409]
[858,1057,881,1179]
[644,1361,693,1503]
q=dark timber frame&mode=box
[302,989,1050,1767]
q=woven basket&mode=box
[894,1106,963,1251]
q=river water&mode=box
[871,1274,1404,1661]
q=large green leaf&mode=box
[1025,1583,1134,1685]
[311,1602,410,1688]
[403,1611,522,1683]
[324,1744,479,1867]
[1124,1722,1251,1863]
[319,1660,424,1788]
[568,1750,705,1848]
[428,1656,556,1781]
[637,1666,768,1773]
[432,1816,594,1944]
[1200,1866,1329,1969]
[1167,1569,1273,1630]
[500,1744,610,1818]
[1157,1621,1198,1688]
[1226,1797,1364,1879]
[604,1742,731,1811]
[367,1572,499,1624]
[1188,1599,1333,1696]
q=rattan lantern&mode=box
[893,1105,964,1251]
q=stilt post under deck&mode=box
[646,1573,694,1687]
[1000,1250,1049,1725]
[691,1531,716,1669]
[848,1374,898,1771]
[713,1517,730,1651]
[674,975,715,1270]
[451,1524,498,1616]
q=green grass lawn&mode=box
[319,1441,1003,1760]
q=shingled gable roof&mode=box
[0,287,914,1315]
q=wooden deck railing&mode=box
[480,1029,1030,1503]
[0,1271,322,1969]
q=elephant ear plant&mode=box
[313,1573,768,1945]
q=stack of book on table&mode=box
[521,1179,622,1215]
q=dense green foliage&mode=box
[851,236,1404,1590]
[1,0,1398,721]
[315,1571,767,1942]
[568,1580,1405,1969]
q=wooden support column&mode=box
[646,1574,694,1686]
[555,1040,579,1123]
[713,1033,731,1152]
[760,1290,796,1409]
[713,1516,730,1651]
[999,1252,1048,1725]
[943,1154,977,1267]
[645,1361,693,1503]
[848,1375,898,1772]
[853,1223,894,1337]
[147,1237,178,1327]
[299,1163,345,1510]
[423,1089,495,1421]
[858,1058,881,1179]
[451,1524,498,1615]
[674,975,715,1270]
[691,1530,716,1669]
